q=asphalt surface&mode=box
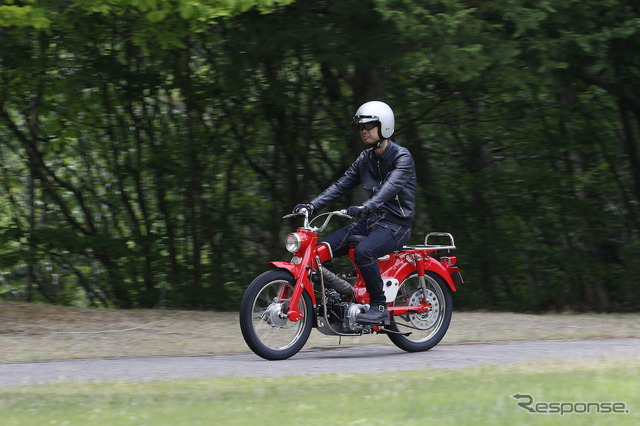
[1,337,639,387]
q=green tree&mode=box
[1,0,639,311]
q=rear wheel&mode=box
[239,269,313,360]
[387,271,452,352]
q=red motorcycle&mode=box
[240,209,463,360]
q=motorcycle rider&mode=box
[293,101,417,325]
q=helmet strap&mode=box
[373,123,384,148]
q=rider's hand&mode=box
[293,203,315,215]
[346,205,369,219]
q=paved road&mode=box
[1,338,639,387]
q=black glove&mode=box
[293,203,315,215]
[346,205,369,219]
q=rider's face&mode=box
[358,122,381,144]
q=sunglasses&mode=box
[357,122,378,131]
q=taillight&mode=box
[442,256,457,267]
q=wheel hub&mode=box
[262,302,289,328]
[407,289,440,329]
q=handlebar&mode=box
[283,209,353,232]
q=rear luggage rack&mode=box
[403,232,457,252]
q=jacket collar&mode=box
[369,139,395,159]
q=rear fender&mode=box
[429,258,457,291]
[387,257,456,292]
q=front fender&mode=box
[269,261,298,276]
[268,261,316,305]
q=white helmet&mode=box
[352,101,395,139]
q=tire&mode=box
[387,271,452,352]
[239,269,314,360]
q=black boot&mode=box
[356,304,390,325]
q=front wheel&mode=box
[239,269,313,360]
[387,271,452,352]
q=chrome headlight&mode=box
[285,233,302,253]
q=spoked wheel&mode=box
[239,269,313,360]
[387,271,452,352]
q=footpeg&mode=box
[378,328,412,336]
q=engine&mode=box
[318,289,369,334]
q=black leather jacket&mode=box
[310,140,417,227]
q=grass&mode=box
[1,302,639,424]
[0,358,638,425]
[1,301,640,362]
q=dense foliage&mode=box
[1,0,639,311]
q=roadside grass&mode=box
[2,301,640,362]
[0,358,638,425]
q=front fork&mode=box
[279,242,333,322]
[284,266,312,322]
[272,249,316,322]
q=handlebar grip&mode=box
[283,209,308,219]
[336,209,354,219]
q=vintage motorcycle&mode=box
[239,209,463,360]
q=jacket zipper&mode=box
[377,158,406,217]
[376,154,407,218]
[396,195,406,217]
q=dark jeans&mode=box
[321,216,411,305]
